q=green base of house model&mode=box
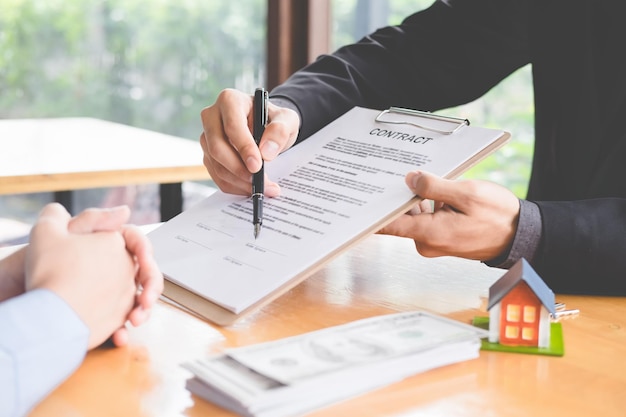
[472,316,564,357]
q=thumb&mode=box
[260,103,300,161]
[405,171,466,209]
[68,206,131,234]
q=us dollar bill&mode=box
[183,311,486,402]
[227,310,486,384]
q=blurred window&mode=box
[0,0,265,234]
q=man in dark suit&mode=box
[199,0,626,295]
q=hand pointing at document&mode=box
[199,88,300,197]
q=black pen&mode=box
[252,87,268,239]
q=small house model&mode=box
[487,258,555,348]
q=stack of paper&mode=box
[183,311,487,417]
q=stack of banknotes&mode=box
[183,311,487,417]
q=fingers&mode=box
[406,197,433,215]
[111,326,130,347]
[200,133,249,195]
[35,204,130,243]
[122,225,162,296]
[37,202,72,222]
[378,211,427,239]
[219,91,264,174]
[121,225,163,326]
[29,203,71,240]
[68,206,131,234]
[200,92,258,195]
[201,89,258,162]
[405,171,466,208]
[260,102,300,161]
[262,173,281,198]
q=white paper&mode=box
[148,107,506,313]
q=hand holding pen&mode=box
[252,88,268,238]
[199,89,300,197]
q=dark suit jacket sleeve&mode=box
[270,0,530,141]
[270,0,626,296]
[533,199,626,295]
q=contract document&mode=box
[148,106,509,325]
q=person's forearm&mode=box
[485,198,626,295]
[0,289,88,417]
[0,247,26,302]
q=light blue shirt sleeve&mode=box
[0,289,89,417]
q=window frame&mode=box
[266,0,331,89]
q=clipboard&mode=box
[375,107,470,135]
[153,106,511,326]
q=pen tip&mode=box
[254,224,261,239]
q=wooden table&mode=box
[0,117,211,221]
[20,233,626,417]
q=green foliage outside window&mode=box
[0,0,265,227]
[0,0,265,140]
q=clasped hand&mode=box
[0,203,163,349]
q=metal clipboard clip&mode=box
[375,107,470,135]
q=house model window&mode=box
[487,258,556,348]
